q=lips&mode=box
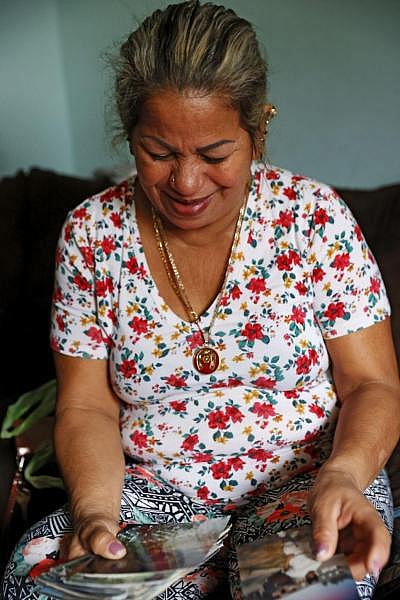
[166,192,214,217]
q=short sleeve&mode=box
[50,208,110,359]
[308,187,391,338]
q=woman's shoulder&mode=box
[252,161,339,207]
[65,178,134,233]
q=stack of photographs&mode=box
[37,516,231,599]
[237,524,359,599]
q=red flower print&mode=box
[310,403,325,418]
[283,187,297,200]
[86,327,103,343]
[29,558,62,579]
[126,256,139,274]
[253,377,276,389]
[80,246,94,268]
[308,348,319,365]
[170,400,187,412]
[248,277,266,294]
[370,277,380,293]
[73,207,87,220]
[107,309,117,325]
[332,252,350,270]
[53,287,63,303]
[242,322,264,341]
[284,390,299,399]
[165,374,186,388]
[110,212,122,228]
[304,430,318,442]
[227,378,242,387]
[129,317,148,335]
[296,355,311,375]
[225,405,244,423]
[120,359,137,378]
[181,433,198,451]
[230,284,242,299]
[101,236,116,255]
[288,250,301,265]
[228,457,245,471]
[266,169,279,180]
[324,301,346,320]
[295,281,307,295]
[56,315,65,332]
[304,444,318,458]
[292,175,306,183]
[277,253,292,271]
[291,306,305,324]
[314,207,329,226]
[100,188,117,202]
[64,223,72,242]
[55,247,62,267]
[187,331,204,349]
[193,452,213,463]
[266,502,306,524]
[211,461,231,480]
[96,277,113,297]
[252,401,276,418]
[197,486,210,500]
[73,274,91,291]
[131,431,148,448]
[207,409,229,430]
[248,448,274,461]
[354,224,363,241]
[312,267,325,282]
[277,209,294,228]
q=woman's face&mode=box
[130,89,254,230]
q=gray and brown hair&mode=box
[114,0,267,153]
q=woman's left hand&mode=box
[308,466,391,581]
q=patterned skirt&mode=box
[2,463,393,600]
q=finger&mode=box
[67,535,87,560]
[345,513,391,581]
[86,526,126,559]
[310,498,341,561]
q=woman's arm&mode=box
[54,352,127,560]
[309,318,400,580]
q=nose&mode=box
[170,158,206,197]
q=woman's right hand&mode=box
[65,513,127,560]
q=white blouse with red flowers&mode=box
[50,162,390,505]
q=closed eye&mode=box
[201,155,228,164]
[148,152,173,161]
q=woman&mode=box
[3,1,400,599]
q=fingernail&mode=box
[372,560,381,580]
[109,541,125,555]
[314,543,329,560]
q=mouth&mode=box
[165,192,214,216]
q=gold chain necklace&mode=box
[152,199,247,375]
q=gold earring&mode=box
[256,105,278,159]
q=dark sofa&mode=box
[1,168,399,596]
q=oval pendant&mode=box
[193,346,220,374]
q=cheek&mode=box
[135,158,168,188]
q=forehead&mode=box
[134,89,245,142]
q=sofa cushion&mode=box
[337,184,400,361]
[0,168,112,398]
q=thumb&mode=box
[77,518,127,560]
[310,501,340,562]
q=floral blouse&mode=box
[50,162,390,505]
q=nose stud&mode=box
[170,174,176,184]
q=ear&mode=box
[252,103,278,161]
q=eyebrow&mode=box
[141,135,235,153]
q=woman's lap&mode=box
[2,465,393,600]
